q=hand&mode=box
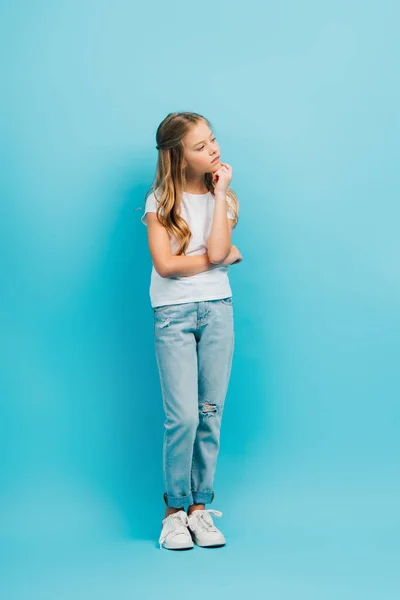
[212,162,232,196]
[220,244,243,266]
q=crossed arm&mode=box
[145,212,235,278]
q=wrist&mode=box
[214,191,228,201]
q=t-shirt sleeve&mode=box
[141,192,163,226]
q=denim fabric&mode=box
[153,297,235,508]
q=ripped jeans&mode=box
[153,297,234,508]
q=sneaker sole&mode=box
[162,543,194,550]
[193,541,226,547]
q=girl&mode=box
[141,112,242,550]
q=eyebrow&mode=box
[192,133,214,149]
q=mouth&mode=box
[211,155,220,164]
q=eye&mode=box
[196,138,217,151]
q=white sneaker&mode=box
[158,510,194,550]
[187,509,226,547]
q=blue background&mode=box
[1,1,399,598]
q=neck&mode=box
[184,173,208,195]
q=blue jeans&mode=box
[153,297,235,508]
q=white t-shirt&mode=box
[141,189,236,308]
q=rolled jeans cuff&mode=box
[192,490,215,504]
[163,492,193,508]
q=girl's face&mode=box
[182,121,221,175]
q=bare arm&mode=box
[207,192,233,264]
[145,213,235,277]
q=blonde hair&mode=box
[143,111,239,256]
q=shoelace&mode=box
[187,509,223,532]
[158,510,190,550]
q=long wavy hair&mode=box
[143,111,239,256]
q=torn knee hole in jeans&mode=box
[201,402,218,417]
